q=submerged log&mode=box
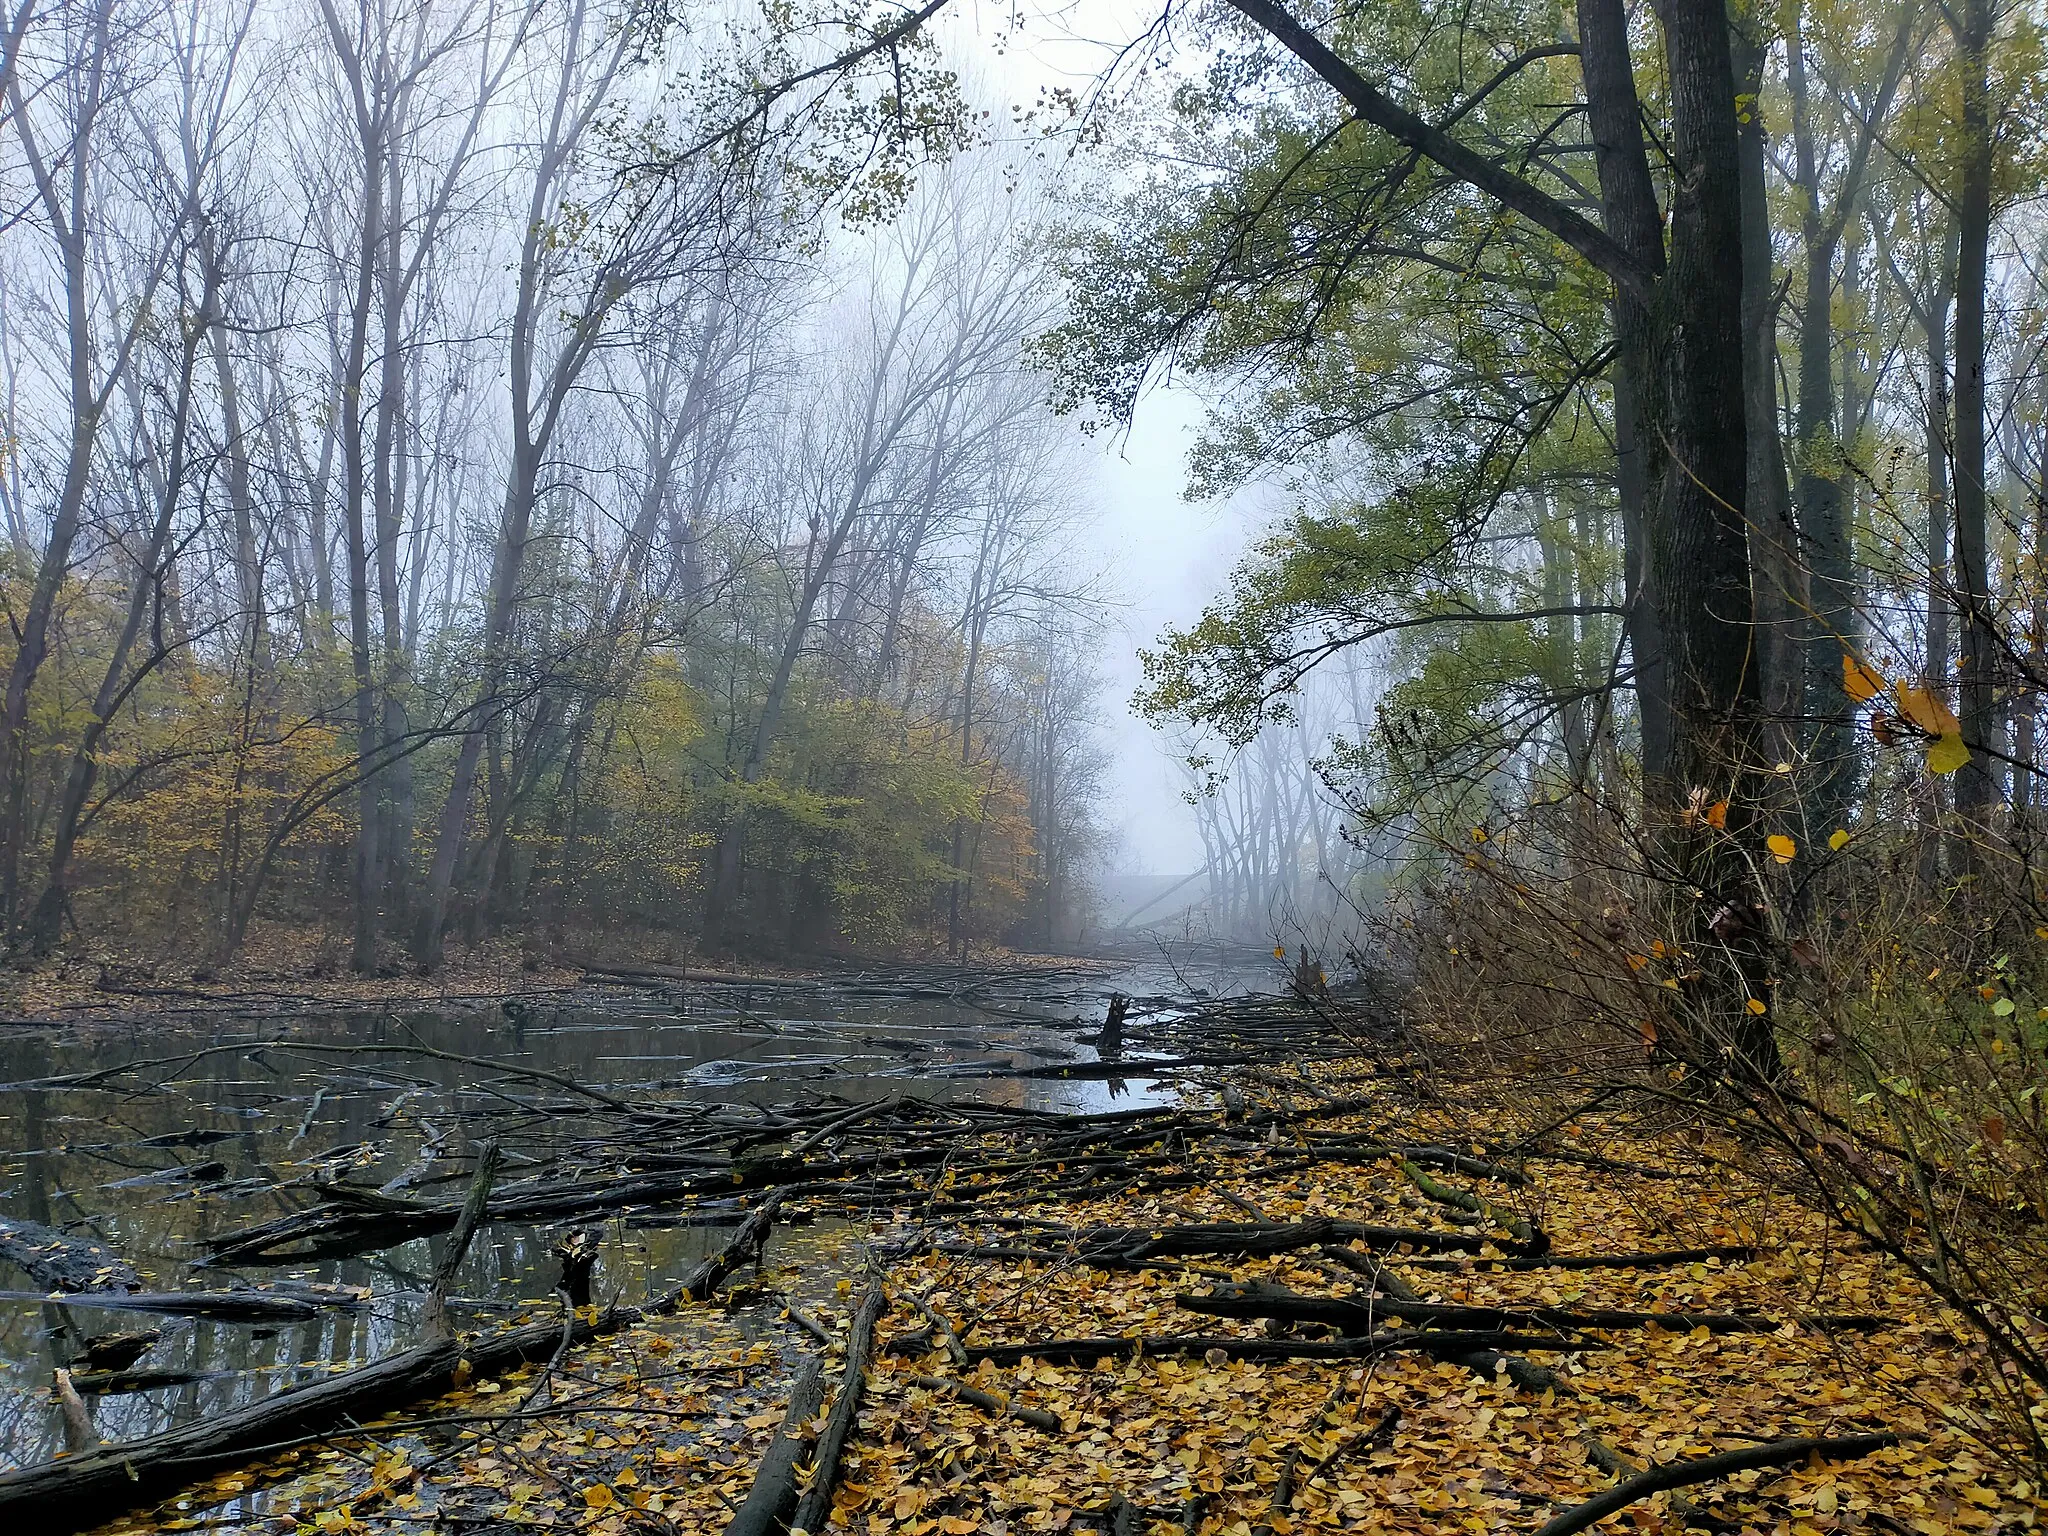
[0,1289,340,1320]
[0,1216,138,1293]
[0,1188,787,1532]
[1,1335,466,1527]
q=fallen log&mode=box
[1261,1144,1533,1187]
[1400,1245,1756,1273]
[0,1190,784,1533]
[201,1155,807,1265]
[2,1333,464,1527]
[670,1192,783,1305]
[68,1367,232,1395]
[891,1242,1234,1279]
[951,1329,1602,1368]
[1530,1433,1898,1536]
[579,959,824,989]
[0,1289,349,1320]
[1317,1249,1567,1392]
[0,1216,138,1293]
[1394,1158,1543,1249]
[721,1356,826,1536]
[791,1284,887,1536]
[1577,1434,1723,1533]
[1177,1280,1890,1337]
[946,1216,1529,1263]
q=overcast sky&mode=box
[927,1,1282,878]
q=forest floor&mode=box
[51,1028,2048,1536]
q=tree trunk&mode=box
[1735,22,1806,790]
[0,16,113,939]
[1653,0,1777,1076]
[1574,0,1671,793]
[1951,0,1998,842]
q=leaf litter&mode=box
[73,1054,2048,1536]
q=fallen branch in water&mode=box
[0,1215,138,1293]
[0,1288,357,1320]
[0,1180,782,1533]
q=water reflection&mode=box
[0,958,1258,1467]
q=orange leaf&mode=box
[1843,653,1885,703]
[1704,800,1728,829]
[1893,680,1960,737]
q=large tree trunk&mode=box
[1734,22,1806,793]
[1573,0,1671,793]
[1651,0,1777,1076]
[1951,0,1999,844]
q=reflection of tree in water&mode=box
[0,968,1199,1466]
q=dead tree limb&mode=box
[424,1141,499,1340]
[666,1193,783,1307]
[1177,1280,1889,1338]
[909,1373,1061,1431]
[1530,1434,1898,1536]
[0,1167,779,1532]
[721,1356,826,1536]
[791,1284,886,1536]
[954,1329,1600,1368]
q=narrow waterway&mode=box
[0,953,1271,1468]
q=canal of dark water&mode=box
[0,955,1269,1469]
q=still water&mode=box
[0,956,1262,1469]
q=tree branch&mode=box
[1226,0,1658,303]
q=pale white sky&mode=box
[1081,396,1272,876]
[934,1,1279,877]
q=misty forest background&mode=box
[0,0,2046,1017]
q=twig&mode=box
[909,1373,1061,1431]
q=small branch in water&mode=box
[424,1141,500,1341]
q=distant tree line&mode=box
[0,0,1112,972]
